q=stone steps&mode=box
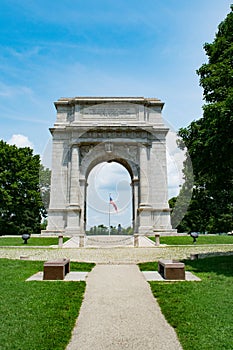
[61,235,156,248]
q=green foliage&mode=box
[86,224,133,235]
[70,261,95,271]
[138,261,158,271]
[40,219,48,230]
[0,259,94,350]
[87,224,109,235]
[148,255,233,349]
[0,236,70,246]
[39,165,51,213]
[169,154,194,231]
[177,7,233,233]
[0,141,46,235]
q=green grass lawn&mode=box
[139,255,233,350]
[149,234,233,245]
[0,259,94,350]
[0,237,70,246]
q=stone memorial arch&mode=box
[45,97,174,236]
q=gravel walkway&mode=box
[66,264,182,350]
[0,245,233,263]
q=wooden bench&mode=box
[158,259,185,280]
[43,258,70,280]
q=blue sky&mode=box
[0,0,231,228]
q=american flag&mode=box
[109,196,118,212]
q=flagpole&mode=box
[108,193,111,236]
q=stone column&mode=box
[66,145,82,235]
[139,145,149,205]
[58,235,63,248]
[69,145,80,205]
[138,144,153,235]
[149,139,173,233]
[154,233,160,246]
[149,140,168,207]
[79,234,85,247]
[79,177,87,234]
[132,177,139,233]
[45,140,68,233]
[134,234,139,247]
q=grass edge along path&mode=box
[149,234,233,245]
[0,259,95,350]
[0,237,70,246]
[139,255,233,350]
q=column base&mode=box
[138,205,175,236]
[153,229,177,236]
[64,228,83,236]
[65,206,83,236]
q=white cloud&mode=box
[89,162,130,193]
[166,130,187,198]
[41,138,52,168]
[8,134,34,149]
[86,162,132,228]
[0,81,34,99]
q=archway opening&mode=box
[86,161,133,235]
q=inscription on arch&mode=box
[80,104,138,120]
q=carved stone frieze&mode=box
[79,144,95,164]
[113,145,139,164]
[78,128,156,144]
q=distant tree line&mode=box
[86,224,133,235]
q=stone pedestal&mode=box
[79,234,85,247]
[66,206,81,235]
[154,232,160,246]
[58,235,63,248]
[43,259,70,280]
[158,259,185,280]
[134,234,139,247]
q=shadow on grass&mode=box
[139,254,233,278]
[183,254,233,277]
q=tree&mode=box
[169,152,194,232]
[0,141,45,235]
[178,6,233,233]
[86,224,133,235]
[39,164,51,212]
